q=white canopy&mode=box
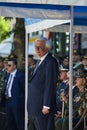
[1,0,87,6]
[25,19,70,33]
[46,24,87,33]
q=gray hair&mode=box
[35,36,52,50]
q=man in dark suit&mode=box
[27,36,59,130]
[1,58,25,130]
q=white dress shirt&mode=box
[39,53,48,65]
[6,69,17,97]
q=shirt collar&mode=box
[63,80,68,83]
[39,53,48,62]
[10,69,17,77]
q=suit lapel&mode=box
[30,53,51,80]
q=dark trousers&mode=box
[28,116,36,130]
[32,113,55,130]
[6,99,24,130]
[0,107,7,130]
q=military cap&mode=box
[81,55,87,60]
[28,54,33,58]
[0,56,4,62]
[76,69,86,79]
[60,66,69,72]
[4,57,9,62]
[8,54,17,59]
[63,55,69,60]
[73,49,81,55]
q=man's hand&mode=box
[42,107,49,115]
[55,111,62,117]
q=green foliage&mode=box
[0,17,10,43]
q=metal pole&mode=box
[69,6,74,130]
[25,31,28,130]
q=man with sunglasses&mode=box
[27,36,59,130]
[1,58,25,130]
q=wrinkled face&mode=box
[7,61,16,73]
[35,40,47,58]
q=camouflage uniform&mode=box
[62,70,87,130]
[73,87,87,130]
[55,69,87,130]
[0,69,7,102]
[0,57,8,130]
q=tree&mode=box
[12,18,25,68]
[0,17,10,43]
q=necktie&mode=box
[33,60,41,74]
[6,74,12,98]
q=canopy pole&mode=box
[25,31,28,130]
[69,6,74,130]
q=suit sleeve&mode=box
[43,58,58,108]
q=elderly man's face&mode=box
[35,40,47,58]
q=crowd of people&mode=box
[0,36,87,130]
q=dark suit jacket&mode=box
[27,53,58,116]
[1,69,25,108]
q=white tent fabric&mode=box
[46,24,87,33]
[0,34,14,56]
[1,0,87,6]
[0,43,12,56]
[0,5,70,19]
[25,19,70,33]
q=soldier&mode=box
[55,67,69,130]
[56,67,69,116]
[62,69,87,130]
[81,56,87,77]
[28,55,36,82]
[73,50,83,71]
[3,57,9,72]
[19,55,25,72]
[0,56,8,130]
[0,56,7,102]
[60,55,69,69]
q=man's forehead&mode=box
[35,41,46,47]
